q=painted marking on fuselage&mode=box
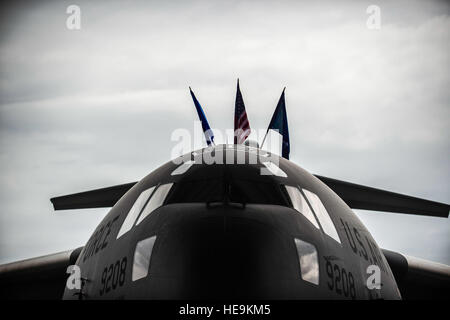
[82,215,120,263]
[324,257,356,299]
[339,218,389,274]
[99,257,128,296]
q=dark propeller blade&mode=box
[315,175,449,218]
[50,182,137,210]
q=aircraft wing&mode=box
[381,249,450,299]
[51,182,137,210]
[315,175,449,217]
[50,176,449,218]
[0,247,83,299]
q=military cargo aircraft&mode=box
[1,82,449,300]
[0,143,448,300]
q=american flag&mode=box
[234,80,251,144]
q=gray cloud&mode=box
[0,0,449,264]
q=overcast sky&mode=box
[0,0,448,265]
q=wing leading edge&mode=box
[50,182,137,210]
[50,174,449,218]
[315,175,449,217]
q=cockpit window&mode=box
[285,185,320,229]
[294,238,319,285]
[117,186,155,239]
[229,179,288,205]
[261,161,287,178]
[302,189,341,244]
[165,178,223,203]
[171,160,195,175]
[132,235,157,281]
[136,183,173,225]
[165,178,289,206]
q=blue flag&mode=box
[189,87,214,146]
[266,88,289,159]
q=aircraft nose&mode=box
[135,205,314,299]
[176,216,287,299]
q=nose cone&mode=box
[168,212,290,299]
[130,203,318,299]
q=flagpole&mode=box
[260,129,269,149]
[234,78,239,145]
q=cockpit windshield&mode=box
[165,163,291,206]
[165,177,289,206]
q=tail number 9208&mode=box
[99,257,127,296]
[326,260,356,299]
